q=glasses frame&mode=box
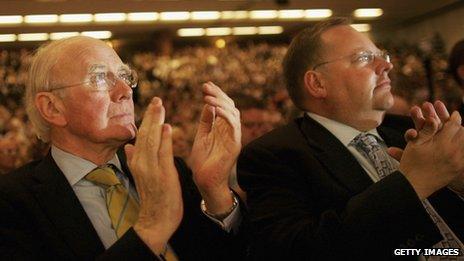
[312,50,391,70]
[51,66,138,92]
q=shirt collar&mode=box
[51,145,123,186]
[306,112,383,147]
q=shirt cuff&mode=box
[200,197,242,234]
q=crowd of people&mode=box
[0,36,461,174]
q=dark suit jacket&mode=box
[0,151,243,260]
[238,114,463,260]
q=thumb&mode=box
[387,147,404,161]
[124,144,135,163]
[404,129,418,143]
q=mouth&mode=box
[376,79,391,89]
[112,113,133,118]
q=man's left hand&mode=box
[189,82,241,216]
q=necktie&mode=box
[85,166,179,260]
[350,133,464,256]
[85,166,139,238]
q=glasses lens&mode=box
[118,69,138,88]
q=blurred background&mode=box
[0,0,463,173]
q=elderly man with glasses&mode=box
[0,36,244,260]
[238,17,464,259]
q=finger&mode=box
[146,102,165,161]
[203,95,239,117]
[158,124,176,170]
[124,144,135,164]
[404,129,418,142]
[135,97,161,149]
[203,82,235,107]
[410,105,425,131]
[216,107,241,132]
[422,102,440,127]
[414,117,439,144]
[434,100,450,124]
[387,147,403,161]
[197,105,215,134]
[437,111,462,142]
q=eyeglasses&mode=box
[313,50,391,70]
[52,65,138,92]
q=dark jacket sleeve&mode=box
[168,157,247,260]
[238,142,442,260]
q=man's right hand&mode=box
[124,97,183,255]
[399,103,464,200]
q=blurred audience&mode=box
[0,37,461,171]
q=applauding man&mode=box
[0,36,243,260]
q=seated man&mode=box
[0,36,244,260]
[238,17,464,259]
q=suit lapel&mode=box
[299,115,373,194]
[429,189,464,243]
[30,153,104,259]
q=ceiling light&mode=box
[24,14,58,24]
[81,31,112,39]
[250,10,278,19]
[232,27,258,35]
[279,9,305,19]
[221,11,248,19]
[215,38,226,48]
[177,28,205,37]
[18,33,49,41]
[50,32,80,40]
[59,14,93,23]
[0,34,17,42]
[127,12,159,21]
[191,11,220,20]
[351,23,371,32]
[258,26,283,35]
[160,12,190,21]
[354,8,383,18]
[0,16,23,24]
[94,13,126,22]
[206,27,231,36]
[305,9,333,19]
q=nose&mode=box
[374,56,393,75]
[110,78,133,102]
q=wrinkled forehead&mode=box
[75,43,126,73]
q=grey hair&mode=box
[25,36,101,142]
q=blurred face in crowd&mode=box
[0,137,19,173]
[52,39,136,148]
[315,25,394,130]
[241,108,278,145]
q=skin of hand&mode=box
[389,101,464,200]
[125,97,183,255]
[388,101,464,195]
[189,82,242,215]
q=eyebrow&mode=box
[87,63,130,74]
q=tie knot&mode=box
[85,165,120,187]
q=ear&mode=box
[303,70,327,99]
[34,92,67,127]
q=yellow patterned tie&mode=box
[85,166,139,238]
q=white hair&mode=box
[25,36,105,142]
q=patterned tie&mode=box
[351,133,464,257]
[350,133,397,178]
[85,166,139,238]
[85,166,179,260]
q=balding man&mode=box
[238,18,464,259]
[0,36,244,260]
